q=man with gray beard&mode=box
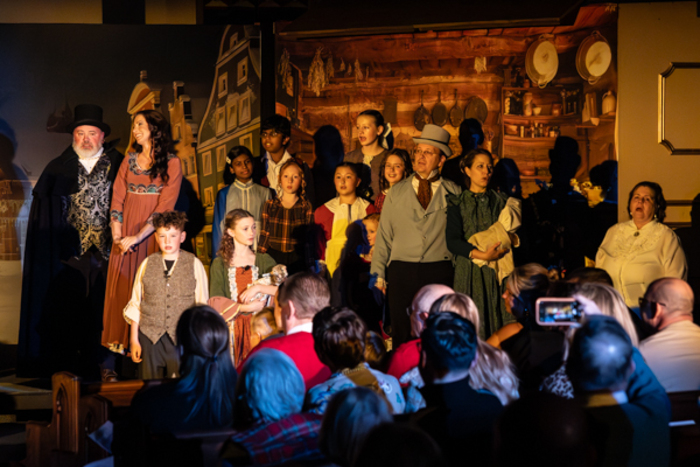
[18,105,124,378]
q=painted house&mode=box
[195,25,261,267]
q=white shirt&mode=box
[639,320,700,392]
[78,147,104,174]
[264,150,292,193]
[411,169,442,196]
[287,321,313,336]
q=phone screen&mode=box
[535,298,582,326]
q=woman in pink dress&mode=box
[102,110,182,363]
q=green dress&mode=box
[209,253,277,299]
[446,189,516,339]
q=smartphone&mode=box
[535,297,583,326]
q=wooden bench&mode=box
[24,372,162,467]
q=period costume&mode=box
[344,147,388,201]
[596,220,687,308]
[446,190,520,338]
[257,197,315,274]
[370,125,461,347]
[102,153,183,353]
[18,105,123,377]
[211,179,272,257]
[209,253,277,363]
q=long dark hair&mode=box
[131,109,177,184]
[378,148,413,192]
[627,181,667,223]
[217,209,255,265]
[175,306,237,427]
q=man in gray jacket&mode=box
[371,125,461,347]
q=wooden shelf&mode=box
[502,86,575,92]
[503,135,558,146]
[503,114,579,124]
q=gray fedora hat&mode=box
[66,104,111,137]
[413,124,452,158]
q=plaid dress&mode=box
[257,197,315,273]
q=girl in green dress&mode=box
[446,149,519,338]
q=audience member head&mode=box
[235,348,305,428]
[379,148,413,191]
[458,118,485,155]
[420,312,478,383]
[313,125,345,172]
[495,392,593,467]
[566,315,634,394]
[491,157,522,198]
[353,423,446,467]
[132,109,176,184]
[223,145,254,185]
[588,160,618,204]
[175,306,237,427]
[320,387,393,467]
[548,136,580,189]
[429,292,480,330]
[627,181,666,224]
[217,209,255,265]
[410,284,455,338]
[503,263,550,329]
[642,277,694,331]
[277,272,331,334]
[364,331,389,373]
[313,307,367,373]
[574,282,639,346]
[566,267,614,286]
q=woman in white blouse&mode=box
[596,181,687,308]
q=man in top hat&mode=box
[18,104,124,378]
[371,124,461,347]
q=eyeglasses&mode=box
[261,131,281,139]
[638,297,666,309]
[414,148,438,157]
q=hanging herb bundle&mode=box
[278,48,294,97]
[354,59,363,82]
[308,47,327,97]
[339,58,345,72]
[326,52,334,81]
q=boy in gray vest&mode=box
[123,211,209,379]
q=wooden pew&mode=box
[668,390,700,466]
[24,372,162,467]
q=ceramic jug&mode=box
[602,90,616,114]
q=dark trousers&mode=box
[138,331,179,380]
[387,260,454,347]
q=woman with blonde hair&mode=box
[430,293,519,405]
[574,282,639,346]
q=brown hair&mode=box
[459,148,494,190]
[364,331,389,372]
[277,158,309,204]
[152,210,188,231]
[379,148,413,191]
[363,212,380,224]
[312,307,367,371]
[277,272,331,320]
[627,181,667,223]
[217,209,255,265]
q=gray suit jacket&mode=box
[370,176,462,280]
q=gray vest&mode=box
[140,250,196,345]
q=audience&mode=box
[238,272,331,390]
[226,348,323,465]
[567,315,670,467]
[412,312,503,467]
[639,277,700,392]
[306,307,405,415]
[319,387,393,467]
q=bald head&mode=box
[646,278,694,317]
[410,284,454,338]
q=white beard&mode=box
[73,142,102,159]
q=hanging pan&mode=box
[525,35,559,88]
[432,91,448,127]
[465,96,488,125]
[414,90,432,131]
[576,31,612,85]
[449,89,464,127]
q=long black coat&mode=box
[17,142,123,377]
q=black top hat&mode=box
[66,104,111,137]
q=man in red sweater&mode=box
[238,272,331,390]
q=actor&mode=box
[18,104,123,377]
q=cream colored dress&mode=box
[596,220,687,307]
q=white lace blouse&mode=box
[596,220,687,307]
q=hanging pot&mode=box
[525,35,559,89]
[465,96,488,124]
[432,91,448,127]
[576,31,612,85]
[414,90,432,131]
[449,89,464,127]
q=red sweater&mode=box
[386,339,421,385]
[238,332,331,391]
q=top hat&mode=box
[413,124,452,158]
[66,104,111,137]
